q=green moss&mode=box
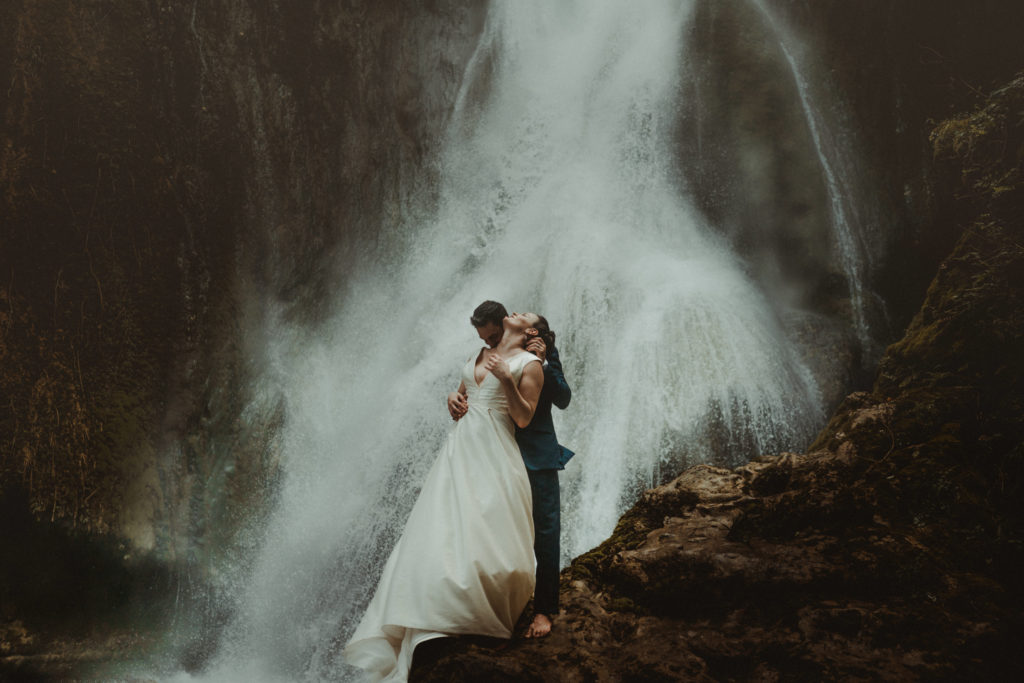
[567,484,700,587]
[606,597,640,614]
[931,72,1024,206]
[568,509,652,584]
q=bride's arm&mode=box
[486,357,543,428]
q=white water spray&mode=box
[163,2,835,680]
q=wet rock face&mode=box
[676,0,871,406]
[680,1,836,319]
[674,0,1024,399]
[410,74,1024,682]
[1,0,482,534]
[0,0,484,649]
[777,0,1024,328]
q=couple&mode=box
[344,301,573,682]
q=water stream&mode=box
[750,0,876,353]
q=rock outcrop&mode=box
[411,74,1024,681]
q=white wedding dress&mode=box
[343,350,540,682]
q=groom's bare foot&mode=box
[524,613,552,638]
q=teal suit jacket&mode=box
[515,346,573,471]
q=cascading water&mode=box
[749,0,878,354]
[433,0,824,559]
[159,1,844,680]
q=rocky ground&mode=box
[410,75,1024,681]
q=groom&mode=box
[447,300,574,638]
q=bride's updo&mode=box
[528,315,556,351]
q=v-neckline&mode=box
[474,348,526,387]
[473,348,492,387]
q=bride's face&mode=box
[504,312,539,332]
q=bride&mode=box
[344,311,550,681]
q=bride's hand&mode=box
[525,336,546,362]
[484,352,512,382]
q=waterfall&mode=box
[158,1,835,680]
[749,0,876,353]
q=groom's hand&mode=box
[526,337,547,362]
[447,391,468,421]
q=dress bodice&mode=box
[462,349,542,415]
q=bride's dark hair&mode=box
[528,315,556,351]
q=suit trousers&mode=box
[527,468,560,615]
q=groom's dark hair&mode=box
[470,300,508,328]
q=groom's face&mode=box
[476,321,503,349]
